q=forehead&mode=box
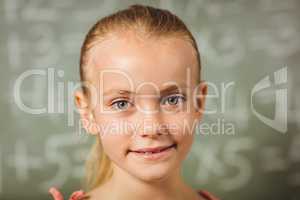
[86,33,198,94]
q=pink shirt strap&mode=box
[198,190,220,200]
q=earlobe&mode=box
[74,90,98,135]
[74,90,89,123]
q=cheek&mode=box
[100,134,129,160]
[174,132,194,158]
[169,116,197,156]
[93,114,132,160]
[171,114,199,138]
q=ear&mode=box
[194,80,207,118]
[74,90,99,135]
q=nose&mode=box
[134,97,168,138]
[140,116,166,138]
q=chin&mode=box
[132,168,174,183]
[126,157,179,183]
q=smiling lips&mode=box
[130,143,177,154]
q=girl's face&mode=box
[76,32,207,182]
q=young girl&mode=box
[49,4,218,200]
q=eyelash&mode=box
[110,94,187,111]
[110,98,133,111]
[161,94,186,106]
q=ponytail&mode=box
[82,136,113,191]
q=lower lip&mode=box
[129,145,176,161]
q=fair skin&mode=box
[51,31,207,200]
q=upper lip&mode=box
[130,143,176,153]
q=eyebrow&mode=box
[103,85,187,96]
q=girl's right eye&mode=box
[111,99,133,111]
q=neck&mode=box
[102,163,194,200]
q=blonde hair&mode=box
[79,4,201,192]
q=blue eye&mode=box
[162,94,186,106]
[111,100,132,111]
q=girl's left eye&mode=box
[161,94,186,106]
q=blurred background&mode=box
[0,0,299,199]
